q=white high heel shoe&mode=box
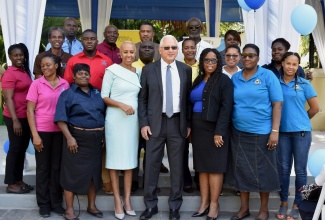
[115,211,125,220]
[115,201,125,220]
[123,206,136,216]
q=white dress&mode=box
[101,64,141,170]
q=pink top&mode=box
[26,76,69,132]
[1,66,32,118]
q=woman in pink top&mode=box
[1,43,33,194]
[27,53,69,218]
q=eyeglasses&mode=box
[225,54,239,58]
[163,46,178,50]
[188,25,201,30]
[203,58,218,64]
[242,53,257,59]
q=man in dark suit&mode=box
[138,35,192,220]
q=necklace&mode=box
[47,77,58,86]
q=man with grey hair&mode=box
[176,17,213,61]
[45,17,83,55]
[33,27,72,79]
[138,35,192,220]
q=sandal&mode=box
[276,206,288,220]
[287,208,299,220]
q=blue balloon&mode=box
[3,140,9,154]
[244,0,266,10]
[26,139,35,155]
[308,149,325,177]
[238,0,251,12]
[291,4,317,36]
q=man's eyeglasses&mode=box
[188,25,201,30]
[163,46,178,50]
[242,53,257,59]
[225,54,239,58]
[203,58,218,64]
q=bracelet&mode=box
[272,129,279,133]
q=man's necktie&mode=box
[166,65,173,118]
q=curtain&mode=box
[77,0,92,32]
[0,0,46,73]
[215,0,222,37]
[306,0,325,74]
[97,0,113,42]
[242,0,305,65]
[204,0,222,37]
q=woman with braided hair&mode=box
[190,48,233,220]
[1,43,33,194]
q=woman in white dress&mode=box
[222,45,242,79]
[101,41,141,220]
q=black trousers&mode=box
[3,116,30,185]
[34,131,63,209]
[183,139,193,187]
[144,115,185,210]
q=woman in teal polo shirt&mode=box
[276,52,319,220]
[228,44,283,220]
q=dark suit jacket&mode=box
[138,60,192,138]
[200,73,233,136]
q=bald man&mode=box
[97,25,122,64]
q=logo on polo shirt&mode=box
[254,79,261,84]
[101,60,107,66]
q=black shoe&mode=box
[87,209,103,218]
[183,186,193,193]
[131,181,139,193]
[160,163,169,173]
[169,209,180,220]
[231,212,251,220]
[51,206,65,216]
[39,207,50,218]
[192,206,209,217]
[140,206,158,220]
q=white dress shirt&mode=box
[161,59,180,113]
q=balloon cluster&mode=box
[237,1,318,35]
[237,0,266,11]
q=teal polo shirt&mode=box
[232,66,283,134]
[279,77,317,132]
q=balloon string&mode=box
[254,9,256,44]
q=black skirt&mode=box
[60,127,103,194]
[191,113,229,173]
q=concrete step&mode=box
[0,209,283,220]
[0,185,297,212]
[0,174,314,212]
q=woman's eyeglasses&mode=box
[242,53,257,59]
[203,58,218,64]
[163,46,178,50]
[225,54,239,58]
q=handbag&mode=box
[300,183,322,201]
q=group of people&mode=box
[0,16,319,220]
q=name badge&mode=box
[254,79,261,85]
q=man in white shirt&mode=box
[176,17,213,61]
